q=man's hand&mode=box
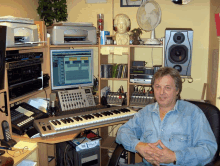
[135,142,163,166]
[157,140,176,164]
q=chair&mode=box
[108,101,220,166]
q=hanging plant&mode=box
[37,0,68,26]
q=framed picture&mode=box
[120,0,143,7]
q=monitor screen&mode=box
[50,49,94,90]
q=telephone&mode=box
[1,120,16,148]
[57,88,96,111]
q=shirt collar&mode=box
[152,100,180,114]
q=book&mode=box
[122,64,128,78]
[17,160,37,166]
[112,64,118,78]
[14,141,37,150]
[117,64,123,78]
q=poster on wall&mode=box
[86,0,107,3]
[120,0,144,7]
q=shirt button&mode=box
[161,129,164,131]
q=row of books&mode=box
[100,64,128,78]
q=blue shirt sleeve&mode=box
[116,109,145,153]
[174,106,217,166]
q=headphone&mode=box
[113,14,131,32]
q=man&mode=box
[116,67,217,166]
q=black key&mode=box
[73,117,80,121]
[42,126,46,131]
[56,120,61,125]
[68,118,74,122]
[65,118,71,123]
[61,119,67,124]
[47,125,52,130]
[51,120,57,125]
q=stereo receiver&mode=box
[6,51,43,100]
[8,64,42,86]
[5,50,43,62]
[130,67,154,75]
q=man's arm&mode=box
[173,110,217,165]
[116,109,164,165]
[116,110,143,152]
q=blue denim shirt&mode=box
[116,100,217,166]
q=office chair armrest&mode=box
[108,144,135,166]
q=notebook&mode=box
[14,141,37,150]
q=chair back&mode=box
[188,100,220,164]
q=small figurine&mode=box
[113,14,131,45]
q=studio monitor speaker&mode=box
[164,28,193,76]
[0,26,6,90]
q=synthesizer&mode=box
[33,106,137,137]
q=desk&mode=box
[11,130,80,166]
[9,120,128,166]
[1,137,38,166]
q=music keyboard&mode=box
[33,106,137,137]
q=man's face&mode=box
[153,75,179,109]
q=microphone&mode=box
[49,93,56,115]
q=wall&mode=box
[0,0,213,100]
[0,0,40,20]
[67,0,210,100]
[206,0,220,105]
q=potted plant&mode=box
[130,28,143,45]
[37,0,68,26]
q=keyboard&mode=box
[10,102,48,135]
[33,106,137,137]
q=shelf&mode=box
[129,83,151,86]
[50,44,98,48]
[9,87,50,104]
[130,44,163,48]
[0,89,6,93]
[101,136,117,150]
[6,45,47,51]
[101,78,128,81]
[100,45,130,47]
[100,44,163,48]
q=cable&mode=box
[66,145,74,166]
[64,144,69,166]
[108,124,119,137]
[78,129,88,145]
[43,88,49,111]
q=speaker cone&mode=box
[173,32,185,44]
[173,65,182,72]
[169,45,188,64]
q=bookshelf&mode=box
[98,39,164,106]
[98,40,165,165]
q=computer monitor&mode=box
[50,49,94,90]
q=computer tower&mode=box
[56,141,100,166]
